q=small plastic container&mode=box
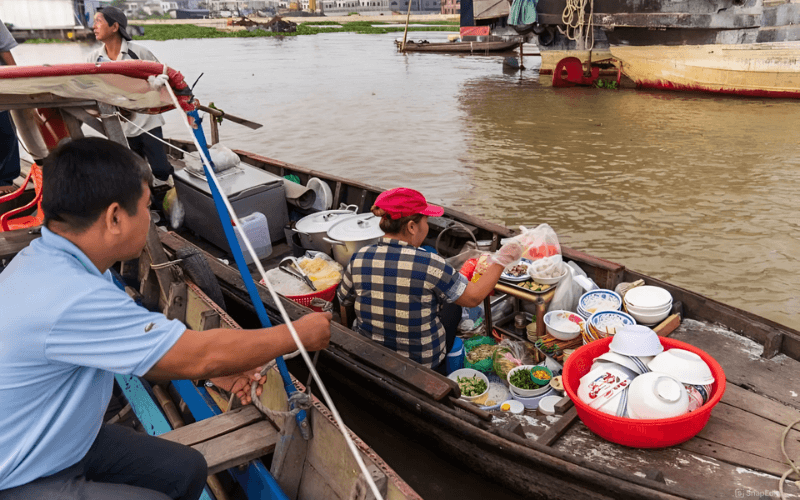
[235,212,272,264]
[537,395,561,416]
[530,366,553,385]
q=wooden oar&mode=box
[197,103,263,130]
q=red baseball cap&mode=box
[374,187,444,220]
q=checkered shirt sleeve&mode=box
[336,239,468,368]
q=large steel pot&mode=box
[324,213,385,267]
[293,205,358,254]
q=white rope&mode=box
[113,112,203,160]
[158,87,384,500]
[561,0,594,51]
[779,418,800,500]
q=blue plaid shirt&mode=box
[337,238,468,368]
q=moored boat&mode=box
[610,42,800,98]
[0,61,421,500]
[396,38,522,53]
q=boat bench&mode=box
[159,406,278,475]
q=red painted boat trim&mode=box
[635,78,800,98]
[0,61,194,112]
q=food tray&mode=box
[497,278,556,295]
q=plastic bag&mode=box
[208,143,240,172]
[298,252,343,291]
[512,223,561,262]
[463,336,496,373]
[548,261,588,313]
[492,339,536,380]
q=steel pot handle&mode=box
[344,204,358,213]
[291,227,309,236]
[323,237,346,246]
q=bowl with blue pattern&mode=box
[587,310,636,337]
[578,289,622,318]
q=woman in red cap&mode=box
[337,187,523,373]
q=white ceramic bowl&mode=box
[579,289,622,316]
[627,308,670,326]
[647,349,715,385]
[594,351,655,375]
[449,368,490,402]
[577,364,637,412]
[543,310,584,340]
[624,286,673,311]
[587,310,636,336]
[508,365,551,398]
[529,262,568,285]
[608,324,664,357]
[627,372,689,419]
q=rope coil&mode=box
[561,0,595,51]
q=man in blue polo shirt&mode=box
[0,138,332,499]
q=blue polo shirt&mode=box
[0,228,186,490]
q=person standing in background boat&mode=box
[337,187,527,374]
[87,7,174,186]
[0,138,332,500]
[0,20,19,195]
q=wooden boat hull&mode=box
[398,40,520,53]
[158,146,800,500]
[611,42,800,97]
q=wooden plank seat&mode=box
[159,406,279,475]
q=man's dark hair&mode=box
[42,137,153,231]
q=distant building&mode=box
[0,0,80,29]
[441,0,459,14]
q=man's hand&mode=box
[209,371,263,406]
[292,311,332,351]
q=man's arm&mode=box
[144,312,332,381]
[0,51,14,66]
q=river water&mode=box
[15,31,799,498]
[17,33,798,331]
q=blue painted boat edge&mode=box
[171,379,291,500]
[115,374,215,500]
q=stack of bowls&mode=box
[584,310,636,344]
[578,289,622,320]
[648,348,715,412]
[624,286,673,325]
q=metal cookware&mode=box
[323,213,385,266]
[292,205,358,254]
[279,257,316,291]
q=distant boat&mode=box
[396,38,520,53]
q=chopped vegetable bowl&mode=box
[448,368,490,402]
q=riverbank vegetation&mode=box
[130,21,458,41]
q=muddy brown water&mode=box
[16,32,799,498]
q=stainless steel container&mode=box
[324,213,385,266]
[292,205,358,254]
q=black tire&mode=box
[177,246,227,311]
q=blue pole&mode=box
[186,109,308,429]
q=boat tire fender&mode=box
[176,246,227,312]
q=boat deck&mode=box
[491,319,800,499]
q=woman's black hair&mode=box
[42,137,153,231]
[371,205,424,234]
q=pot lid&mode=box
[327,213,385,241]
[295,210,358,234]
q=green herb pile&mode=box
[457,376,487,397]
[509,368,540,390]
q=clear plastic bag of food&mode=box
[492,339,536,380]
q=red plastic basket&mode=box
[563,336,726,448]
[285,282,338,312]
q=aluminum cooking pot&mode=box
[324,213,385,267]
[293,205,358,254]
